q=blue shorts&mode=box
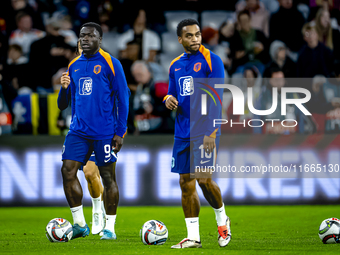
[62,133,117,167]
[171,136,220,174]
[79,152,97,171]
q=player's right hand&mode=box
[165,96,178,110]
[61,72,70,89]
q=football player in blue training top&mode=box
[164,19,231,248]
[59,22,130,240]
[58,41,107,236]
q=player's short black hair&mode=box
[176,18,200,37]
[80,22,103,37]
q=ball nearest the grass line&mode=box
[140,220,168,245]
[318,217,340,244]
[45,218,73,242]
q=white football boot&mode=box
[218,217,231,247]
[171,238,202,249]
[92,211,105,235]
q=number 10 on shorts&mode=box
[199,144,212,159]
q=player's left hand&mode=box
[203,135,215,155]
[112,135,123,154]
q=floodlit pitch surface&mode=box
[1,206,339,254]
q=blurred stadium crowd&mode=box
[1,0,340,135]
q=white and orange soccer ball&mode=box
[140,220,168,245]
[318,217,340,244]
[45,218,73,242]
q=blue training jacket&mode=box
[58,48,130,139]
[164,45,224,140]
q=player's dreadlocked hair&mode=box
[80,22,103,37]
[176,18,200,37]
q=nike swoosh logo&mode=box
[111,151,118,159]
[75,69,80,72]
[104,157,111,163]
[175,68,181,71]
[200,160,210,164]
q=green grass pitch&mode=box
[1,206,340,254]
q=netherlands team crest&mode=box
[193,62,201,72]
[93,65,101,74]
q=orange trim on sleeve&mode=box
[209,128,219,139]
[122,129,127,138]
[169,53,184,72]
[163,94,172,102]
[67,55,81,75]
[199,45,212,72]
[99,48,115,76]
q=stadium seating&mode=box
[161,32,183,58]
[164,11,199,33]
[201,11,236,30]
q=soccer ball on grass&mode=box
[45,218,73,242]
[140,220,168,245]
[318,218,340,244]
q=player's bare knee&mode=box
[179,176,196,194]
[197,178,212,189]
[61,165,77,181]
[100,171,117,189]
[83,169,97,183]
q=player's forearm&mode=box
[57,87,70,110]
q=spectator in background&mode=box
[29,17,70,93]
[52,44,78,93]
[308,0,335,21]
[264,40,296,78]
[269,0,305,56]
[119,40,141,135]
[323,63,340,133]
[237,10,269,65]
[131,61,173,133]
[308,75,331,114]
[236,0,270,37]
[5,0,45,34]
[99,12,119,58]
[0,44,31,117]
[305,75,332,133]
[224,66,261,134]
[9,12,45,57]
[297,22,334,79]
[0,31,8,75]
[118,9,161,62]
[4,44,29,90]
[59,15,78,47]
[202,26,230,68]
[314,8,340,61]
[257,67,300,134]
[219,20,247,74]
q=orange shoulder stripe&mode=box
[199,45,212,72]
[169,53,184,71]
[67,55,81,75]
[99,48,115,76]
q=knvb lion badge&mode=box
[179,76,194,96]
[79,77,93,95]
